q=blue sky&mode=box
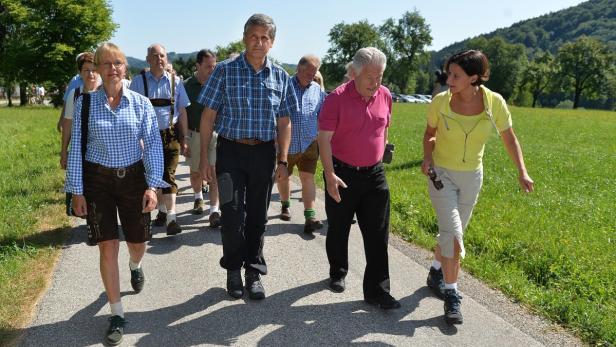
[109,0,584,63]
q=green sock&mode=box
[281,200,290,208]
[304,208,315,219]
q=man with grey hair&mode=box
[318,47,400,310]
[130,43,190,236]
[197,13,298,300]
[277,54,326,234]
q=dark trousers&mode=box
[324,161,391,298]
[216,137,276,275]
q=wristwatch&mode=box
[277,160,288,167]
[146,187,157,192]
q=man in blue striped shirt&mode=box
[276,54,327,234]
[197,13,298,300]
[130,44,190,236]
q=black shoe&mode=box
[106,315,126,346]
[226,270,244,299]
[153,211,167,226]
[130,267,145,293]
[280,206,291,221]
[364,292,401,310]
[192,199,204,215]
[209,211,221,228]
[245,270,266,300]
[304,218,323,234]
[427,267,446,299]
[444,289,463,324]
[328,277,345,293]
[166,220,182,236]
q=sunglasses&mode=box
[428,168,444,190]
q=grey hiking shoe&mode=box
[130,267,145,293]
[245,270,265,300]
[444,289,463,325]
[106,315,126,346]
[427,266,446,299]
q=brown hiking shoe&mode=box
[304,218,323,234]
[280,206,291,221]
[192,199,204,215]
[166,220,182,236]
[209,211,221,228]
[153,211,167,226]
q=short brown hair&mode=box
[76,52,95,72]
[446,50,490,86]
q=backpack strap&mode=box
[73,86,82,102]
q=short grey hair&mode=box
[297,54,321,69]
[244,14,276,39]
[352,47,386,75]
[147,43,166,56]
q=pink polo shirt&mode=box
[319,81,392,167]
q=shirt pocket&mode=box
[262,80,283,109]
[226,80,249,112]
[372,113,388,136]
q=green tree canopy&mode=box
[466,36,528,100]
[0,0,116,106]
[556,36,615,109]
[215,40,245,61]
[380,10,432,93]
[519,51,557,107]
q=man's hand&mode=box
[181,140,190,158]
[60,151,68,170]
[71,195,87,217]
[324,172,347,203]
[275,164,288,182]
[142,189,158,213]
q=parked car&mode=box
[390,92,402,102]
[399,94,423,103]
[412,94,431,103]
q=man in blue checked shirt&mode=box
[130,44,190,236]
[276,54,327,234]
[66,43,168,345]
[198,13,298,301]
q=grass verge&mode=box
[0,107,70,345]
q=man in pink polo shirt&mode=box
[318,47,400,310]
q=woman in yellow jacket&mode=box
[421,50,534,325]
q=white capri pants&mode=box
[428,166,483,259]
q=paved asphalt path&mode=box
[18,162,581,346]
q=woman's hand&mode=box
[519,173,534,193]
[421,157,433,176]
[71,195,87,217]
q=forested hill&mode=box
[432,0,616,66]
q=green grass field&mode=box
[385,103,616,345]
[0,107,69,344]
[0,105,614,345]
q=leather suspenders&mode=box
[140,70,176,129]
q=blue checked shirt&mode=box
[196,52,298,141]
[65,87,169,195]
[129,71,190,130]
[289,76,326,154]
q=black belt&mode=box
[220,136,273,146]
[333,157,380,172]
[84,161,143,178]
[150,98,172,107]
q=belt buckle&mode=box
[116,167,126,178]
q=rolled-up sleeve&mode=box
[175,81,191,110]
[141,102,170,188]
[279,76,299,118]
[197,65,225,111]
[318,93,340,132]
[65,96,84,195]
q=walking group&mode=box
[58,13,534,345]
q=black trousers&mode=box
[324,161,391,298]
[216,137,276,275]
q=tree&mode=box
[380,10,432,93]
[467,36,528,100]
[321,20,383,87]
[215,40,245,61]
[519,52,557,107]
[172,57,196,80]
[0,0,116,106]
[556,36,615,109]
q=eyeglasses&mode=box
[99,61,124,69]
[428,168,444,190]
[81,69,97,75]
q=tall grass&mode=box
[386,103,616,345]
[0,107,69,343]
